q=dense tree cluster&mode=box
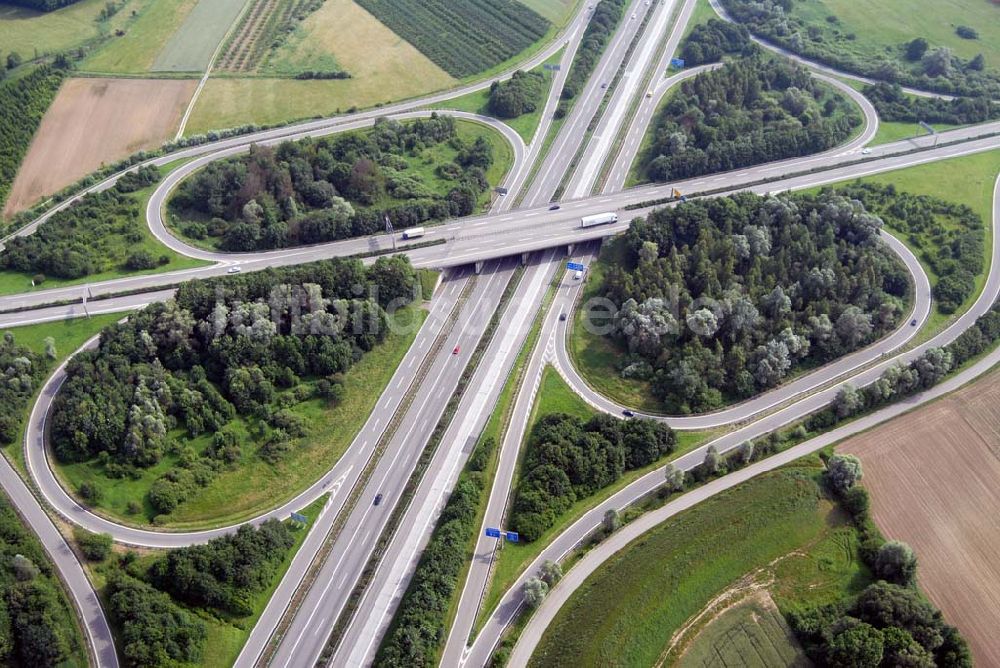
[0,332,47,444]
[0,64,66,210]
[4,0,81,10]
[827,182,984,314]
[863,82,1000,126]
[489,69,546,119]
[641,55,861,182]
[719,0,999,98]
[375,437,496,666]
[1,172,169,280]
[787,463,972,668]
[557,0,627,117]
[171,115,495,251]
[679,18,752,65]
[601,192,908,413]
[511,414,676,541]
[106,573,206,667]
[0,496,82,665]
[149,520,293,615]
[51,257,417,517]
[354,0,548,78]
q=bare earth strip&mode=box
[841,369,1000,667]
[4,78,196,216]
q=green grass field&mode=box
[517,0,579,26]
[791,0,1000,76]
[0,0,151,59]
[819,150,1000,340]
[150,0,249,72]
[870,120,961,147]
[81,0,198,74]
[477,366,720,631]
[529,459,869,667]
[0,160,210,297]
[54,305,426,529]
[431,48,563,144]
[0,313,125,476]
[676,596,810,668]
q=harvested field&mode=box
[4,77,194,216]
[150,0,249,72]
[840,367,1000,667]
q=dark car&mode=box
[911,319,918,326]
[549,204,561,210]
[622,409,635,418]
[374,493,383,506]
[559,313,567,321]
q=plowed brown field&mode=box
[4,77,195,217]
[840,368,1000,666]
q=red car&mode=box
[453,345,460,355]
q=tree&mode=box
[736,440,754,465]
[43,336,56,360]
[11,554,39,581]
[523,577,548,608]
[905,38,929,62]
[603,508,621,533]
[968,54,985,71]
[702,446,721,476]
[874,540,918,586]
[826,454,863,493]
[826,620,884,667]
[6,52,22,70]
[833,384,863,418]
[540,560,562,587]
[74,528,113,561]
[663,462,685,492]
[955,26,978,40]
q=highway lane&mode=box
[24,272,470,548]
[0,290,175,329]
[520,0,659,207]
[2,121,994,316]
[332,250,561,667]
[467,170,1000,667]
[566,0,686,198]
[265,259,517,668]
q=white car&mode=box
[861,148,873,155]
[227,266,242,274]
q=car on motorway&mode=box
[453,345,461,355]
[911,318,918,326]
[374,493,383,506]
[574,271,583,280]
[646,90,653,98]
[862,148,873,155]
[559,313,567,321]
[549,204,561,210]
[227,266,242,274]
[622,409,635,418]
[601,82,608,88]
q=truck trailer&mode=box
[580,212,618,228]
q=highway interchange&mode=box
[0,0,998,666]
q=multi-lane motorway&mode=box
[1,0,998,666]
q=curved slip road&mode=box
[468,170,1000,667]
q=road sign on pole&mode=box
[505,531,519,543]
[485,527,501,538]
[567,261,586,272]
[290,512,308,524]
[670,58,685,68]
[543,64,561,71]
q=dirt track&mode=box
[4,77,195,217]
[841,368,1000,666]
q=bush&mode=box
[73,528,113,561]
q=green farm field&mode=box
[151,0,249,72]
[518,0,580,26]
[0,0,150,59]
[81,0,199,74]
[54,306,426,529]
[529,459,870,667]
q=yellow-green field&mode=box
[518,0,579,26]
[81,0,199,74]
[150,0,249,72]
[0,0,148,58]
[185,0,454,133]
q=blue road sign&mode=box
[543,64,562,71]
[567,261,586,272]
[290,512,308,524]
[505,531,519,543]
[670,58,685,68]
[485,527,501,538]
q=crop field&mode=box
[840,367,1000,666]
[217,0,316,73]
[354,0,550,78]
[676,593,809,668]
[4,77,195,217]
[81,0,198,74]
[150,0,249,72]
[529,462,866,667]
[517,0,578,25]
[185,0,454,133]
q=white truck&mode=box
[401,227,425,240]
[580,212,618,228]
